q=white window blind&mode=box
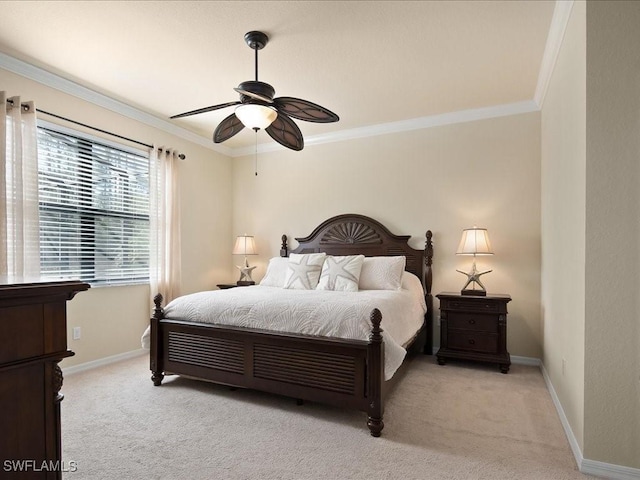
[37,126,150,285]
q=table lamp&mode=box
[233,234,257,285]
[455,227,493,296]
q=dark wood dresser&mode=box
[0,280,89,479]
[436,292,511,373]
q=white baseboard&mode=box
[581,459,640,480]
[511,355,541,366]
[63,349,147,376]
[540,363,584,469]
[541,363,640,480]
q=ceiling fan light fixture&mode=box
[235,104,278,130]
[171,30,338,151]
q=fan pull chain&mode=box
[254,128,259,176]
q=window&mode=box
[37,124,150,285]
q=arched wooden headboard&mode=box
[280,213,434,354]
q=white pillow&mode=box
[358,256,406,290]
[283,253,326,290]
[316,255,365,292]
[259,257,289,287]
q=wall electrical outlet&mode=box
[73,326,81,340]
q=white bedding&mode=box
[141,273,426,380]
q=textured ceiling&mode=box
[0,1,555,150]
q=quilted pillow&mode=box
[358,256,406,290]
[316,255,365,292]
[283,253,327,290]
[259,257,289,287]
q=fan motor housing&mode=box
[237,81,275,101]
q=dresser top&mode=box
[0,279,90,301]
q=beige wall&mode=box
[584,0,640,467]
[540,0,586,453]
[232,113,542,358]
[0,67,233,367]
[542,0,640,470]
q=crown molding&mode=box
[534,0,575,108]
[2,50,539,159]
[0,51,232,157]
[232,100,539,157]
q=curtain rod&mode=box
[5,98,186,160]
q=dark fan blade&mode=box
[273,97,339,123]
[265,113,304,151]
[170,101,240,119]
[213,113,245,143]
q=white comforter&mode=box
[142,274,426,380]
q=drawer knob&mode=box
[468,319,476,325]
[468,339,476,345]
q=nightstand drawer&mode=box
[448,331,498,354]
[442,298,503,313]
[447,313,497,333]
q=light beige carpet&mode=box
[61,354,593,480]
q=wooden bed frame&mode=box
[150,214,433,436]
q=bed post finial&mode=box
[153,293,164,320]
[280,234,288,257]
[369,308,383,343]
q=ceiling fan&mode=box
[170,31,339,151]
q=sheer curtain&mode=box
[149,146,181,304]
[0,92,40,279]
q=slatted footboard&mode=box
[150,294,385,436]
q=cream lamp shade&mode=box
[233,235,257,285]
[456,227,493,255]
[235,104,278,130]
[455,227,493,296]
[233,235,257,256]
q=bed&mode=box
[149,214,434,436]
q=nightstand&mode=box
[436,292,512,373]
[216,283,254,289]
